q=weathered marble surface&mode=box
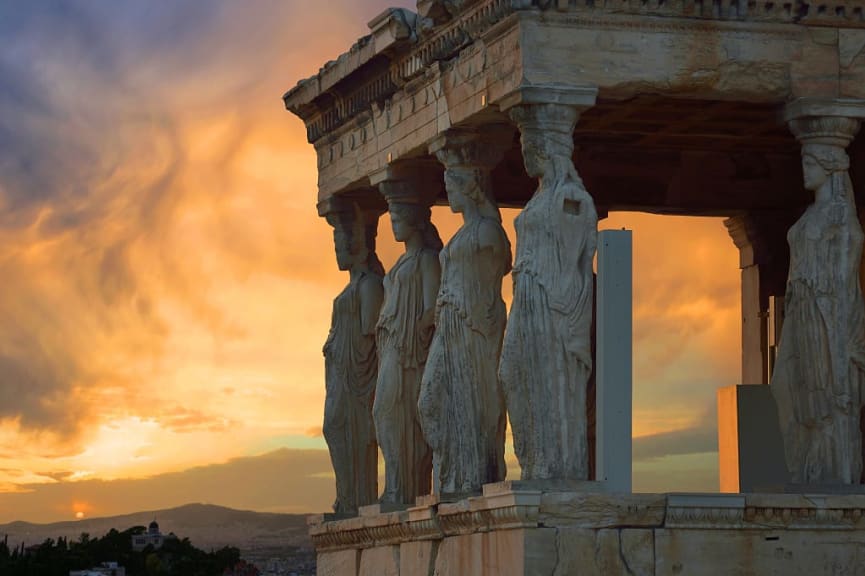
[418,129,512,497]
[358,545,399,576]
[374,188,441,506]
[321,200,385,514]
[772,104,865,485]
[284,0,856,199]
[316,549,358,576]
[500,99,598,481]
[311,487,865,576]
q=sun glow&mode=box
[71,500,92,519]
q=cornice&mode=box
[284,0,864,145]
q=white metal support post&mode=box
[596,229,633,492]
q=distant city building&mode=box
[70,561,125,576]
[131,520,174,551]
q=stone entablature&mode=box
[286,1,865,202]
[285,0,865,143]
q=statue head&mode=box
[389,202,443,250]
[440,166,503,223]
[510,104,577,179]
[432,129,508,222]
[326,202,385,275]
[379,175,442,249]
[801,144,850,193]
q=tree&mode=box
[145,552,163,576]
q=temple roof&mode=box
[284,0,865,131]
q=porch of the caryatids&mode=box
[418,127,513,498]
[319,195,386,514]
[771,99,865,485]
[371,164,443,507]
[497,86,599,482]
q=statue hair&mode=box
[804,144,851,173]
[336,203,385,276]
[452,167,502,222]
[363,221,386,276]
[803,144,854,204]
[389,203,444,251]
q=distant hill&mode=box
[0,503,311,556]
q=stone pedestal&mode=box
[717,384,788,493]
[310,484,865,576]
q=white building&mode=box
[131,520,167,551]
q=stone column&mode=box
[318,195,386,514]
[370,164,443,506]
[497,86,599,482]
[771,98,865,485]
[725,214,794,385]
[725,216,771,385]
[418,127,513,498]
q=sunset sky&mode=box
[0,0,739,524]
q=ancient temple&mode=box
[284,1,865,573]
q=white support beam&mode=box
[596,229,633,493]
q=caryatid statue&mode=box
[320,197,385,514]
[499,100,598,481]
[772,102,865,485]
[418,129,513,497]
[373,170,442,506]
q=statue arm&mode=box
[359,276,384,337]
[419,250,441,330]
[470,219,510,336]
[547,182,597,313]
[478,219,511,274]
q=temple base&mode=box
[309,482,865,575]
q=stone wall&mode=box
[311,484,865,576]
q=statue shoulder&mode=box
[419,248,441,272]
[358,272,384,300]
[477,218,507,250]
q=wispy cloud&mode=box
[0,0,412,481]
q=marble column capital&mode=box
[495,84,598,115]
[429,125,514,171]
[724,215,763,269]
[370,162,442,207]
[785,98,865,147]
[317,193,387,228]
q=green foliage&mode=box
[0,527,252,576]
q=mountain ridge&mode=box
[0,502,311,554]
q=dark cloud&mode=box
[634,425,717,462]
[633,403,718,461]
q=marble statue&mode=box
[374,199,442,505]
[322,202,385,513]
[771,137,865,484]
[500,103,598,481]
[419,134,512,496]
